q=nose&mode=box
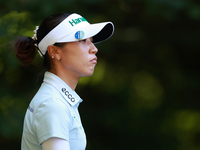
[89,39,98,54]
[90,44,98,54]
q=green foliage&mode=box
[0,0,200,149]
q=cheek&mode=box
[61,54,86,70]
[60,46,91,72]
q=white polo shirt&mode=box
[21,71,86,150]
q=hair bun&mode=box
[15,36,37,65]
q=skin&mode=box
[42,137,70,150]
[47,37,98,90]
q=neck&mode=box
[49,69,79,91]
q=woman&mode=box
[15,12,114,150]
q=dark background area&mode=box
[0,0,200,149]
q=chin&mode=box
[85,72,94,77]
[81,71,94,77]
[79,67,95,78]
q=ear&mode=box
[47,45,61,60]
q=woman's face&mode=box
[58,38,98,79]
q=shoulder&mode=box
[36,97,71,117]
[33,97,72,131]
[30,82,67,111]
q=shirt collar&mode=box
[43,71,82,106]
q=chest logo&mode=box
[61,88,75,102]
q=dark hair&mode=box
[14,12,71,70]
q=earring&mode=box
[58,58,61,60]
[52,56,54,59]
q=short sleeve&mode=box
[33,98,71,144]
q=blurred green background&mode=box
[0,0,200,149]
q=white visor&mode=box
[37,13,114,57]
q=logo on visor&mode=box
[69,17,88,26]
[75,31,85,40]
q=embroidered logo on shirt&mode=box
[28,105,34,113]
[61,88,75,102]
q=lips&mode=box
[90,57,97,64]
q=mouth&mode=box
[90,57,97,64]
